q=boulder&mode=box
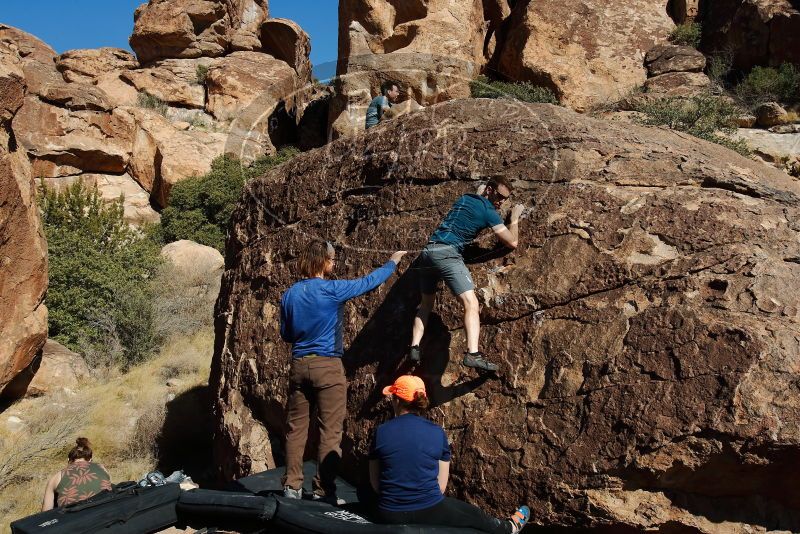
[700,0,800,71]
[644,71,711,97]
[756,102,790,128]
[260,18,312,85]
[56,48,138,84]
[645,44,706,76]
[121,106,227,208]
[121,58,213,109]
[0,24,56,66]
[211,99,800,532]
[734,128,800,166]
[129,0,269,65]
[161,239,224,277]
[329,0,488,138]
[205,51,297,120]
[0,149,48,399]
[493,0,674,111]
[26,340,90,397]
[12,96,133,175]
[0,61,25,138]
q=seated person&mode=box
[42,437,112,511]
[369,375,529,533]
[365,81,400,129]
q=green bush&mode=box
[137,92,168,116]
[40,181,163,369]
[734,63,800,107]
[470,75,559,105]
[669,22,702,47]
[634,95,751,156]
[196,64,209,85]
[160,146,300,251]
[707,49,733,90]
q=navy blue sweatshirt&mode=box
[280,261,397,358]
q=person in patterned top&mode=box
[41,437,112,510]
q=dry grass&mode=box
[0,329,214,533]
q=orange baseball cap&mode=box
[382,375,426,402]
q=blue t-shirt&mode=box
[369,413,452,512]
[429,194,504,254]
[365,95,390,128]
[280,262,397,358]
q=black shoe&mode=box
[409,345,421,364]
[462,351,499,372]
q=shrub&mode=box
[669,22,702,47]
[40,181,163,369]
[137,92,168,116]
[196,64,209,85]
[634,95,751,156]
[734,63,800,107]
[161,147,299,251]
[470,75,559,104]
[707,49,733,90]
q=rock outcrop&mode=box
[493,0,675,111]
[328,0,493,138]
[212,99,800,532]
[129,0,270,65]
[700,0,800,72]
[0,149,48,399]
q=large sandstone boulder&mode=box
[56,48,138,84]
[494,0,674,111]
[121,58,212,109]
[121,106,227,208]
[129,0,269,65]
[212,99,800,532]
[329,0,491,138]
[0,150,48,399]
[12,96,133,175]
[645,44,706,77]
[700,0,800,71]
[260,18,312,85]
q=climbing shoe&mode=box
[409,345,421,364]
[510,505,530,533]
[312,492,345,506]
[283,486,302,499]
[462,351,499,372]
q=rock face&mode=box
[700,0,800,72]
[212,99,800,532]
[260,18,311,84]
[129,0,270,65]
[645,44,706,77]
[56,48,138,84]
[493,0,675,111]
[328,0,491,138]
[0,149,48,399]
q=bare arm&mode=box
[437,460,450,494]
[492,204,524,249]
[41,472,60,511]
[369,460,381,493]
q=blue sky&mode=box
[0,0,339,77]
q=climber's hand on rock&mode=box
[390,251,408,264]
[511,204,525,220]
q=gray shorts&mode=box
[416,243,475,296]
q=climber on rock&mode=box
[365,80,401,129]
[280,240,407,504]
[409,176,524,373]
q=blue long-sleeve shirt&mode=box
[280,261,397,358]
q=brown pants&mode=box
[282,356,347,496]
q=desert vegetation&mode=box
[160,147,299,251]
[470,75,559,105]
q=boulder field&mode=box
[212,98,800,532]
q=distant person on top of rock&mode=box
[41,437,112,511]
[409,176,524,372]
[369,375,530,533]
[280,240,407,504]
[365,80,401,129]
